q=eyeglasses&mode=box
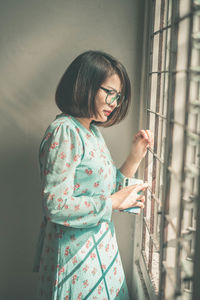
[100,86,122,107]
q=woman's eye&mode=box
[108,90,115,95]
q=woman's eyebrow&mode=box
[106,86,120,93]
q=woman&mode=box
[33,50,153,300]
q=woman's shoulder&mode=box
[47,113,78,133]
[41,113,82,144]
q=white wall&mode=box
[0,0,145,299]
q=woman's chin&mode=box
[93,114,108,123]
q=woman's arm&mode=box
[40,123,112,228]
[119,154,142,178]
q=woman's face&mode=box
[92,73,122,123]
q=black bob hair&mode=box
[55,50,131,127]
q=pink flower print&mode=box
[85,168,93,175]
[113,267,117,276]
[73,154,79,162]
[94,181,99,188]
[65,296,69,300]
[119,277,122,284]
[98,284,103,295]
[99,242,104,249]
[101,264,106,271]
[57,198,63,203]
[64,204,69,209]
[58,267,65,276]
[116,288,120,296]
[83,280,89,288]
[88,210,94,214]
[70,144,75,150]
[105,244,109,252]
[83,264,89,272]
[98,168,103,174]
[44,169,50,176]
[70,234,76,241]
[74,183,80,191]
[85,240,91,249]
[50,142,59,150]
[100,195,106,201]
[64,187,69,195]
[66,163,71,168]
[110,287,114,294]
[62,176,67,182]
[74,204,80,211]
[72,274,78,284]
[63,221,70,226]
[59,152,66,160]
[86,133,91,139]
[90,252,96,260]
[72,256,78,265]
[65,246,70,256]
[44,132,51,140]
[81,189,88,194]
[77,293,83,300]
[47,194,55,201]
[89,151,95,158]
[84,201,91,208]
[91,267,97,276]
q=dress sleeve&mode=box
[39,123,112,228]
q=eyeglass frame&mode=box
[99,86,122,107]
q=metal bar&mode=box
[152,9,200,37]
[143,217,160,252]
[148,0,165,275]
[143,0,156,256]
[159,0,178,298]
[148,147,165,164]
[147,108,167,120]
[175,0,194,296]
[149,70,169,74]
[192,157,200,300]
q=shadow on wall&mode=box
[0,0,144,299]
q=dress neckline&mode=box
[59,113,96,137]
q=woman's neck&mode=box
[75,117,92,131]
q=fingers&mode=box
[134,182,149,193]
[137,201,145,209]
[135,129,154,149]
[136,194,145,202]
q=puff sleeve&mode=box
[39,123,112,228]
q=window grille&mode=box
[137,0,200,299]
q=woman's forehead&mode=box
[102,74,122,92]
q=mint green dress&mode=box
[33,113,130,300]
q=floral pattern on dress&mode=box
[33,113,130,299]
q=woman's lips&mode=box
[103,110,112,116]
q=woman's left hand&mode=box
[130,129,154,162]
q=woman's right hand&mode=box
[110,183,149,211]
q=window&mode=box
[134,1,200,299]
